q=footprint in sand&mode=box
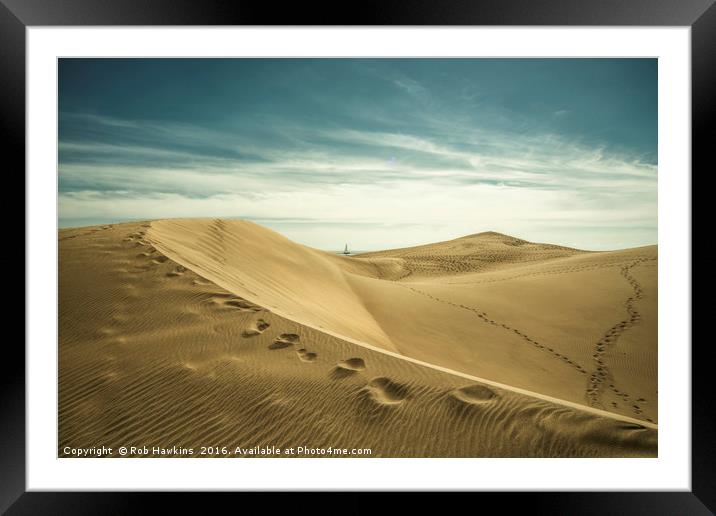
[296,348,318,362]
[166,265,187,277]
[338,357,365,370]
[242,319,270,337]
[364,377,410,405]
[450,384,499,404]
[224,299,261,311]
[207,293,261,312]
[268,333,300,350]
[330,357,366,379]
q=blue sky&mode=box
[58,58,657,251]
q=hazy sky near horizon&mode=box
[58,58,657,251]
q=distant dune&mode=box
[59,219,657,457]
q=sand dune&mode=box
[59,219,657,457]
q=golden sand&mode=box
[59,219,657,457]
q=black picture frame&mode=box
[5,0,708,512]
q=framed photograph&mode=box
[8,0,708,512]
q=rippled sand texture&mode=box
[59,220,657,457]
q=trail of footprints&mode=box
[585,258,652,421]
[400,258,655,422]
[401,285,589,377]
[126,226,263,312]
[262,328,499,409]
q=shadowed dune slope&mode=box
[58,220,657,457]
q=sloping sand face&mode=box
[58,220,657,457]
